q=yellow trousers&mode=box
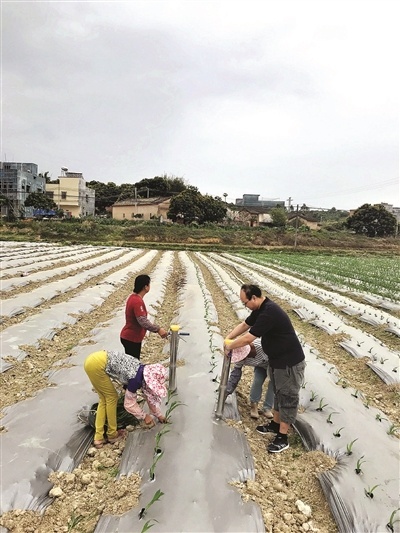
[84,350,119,442]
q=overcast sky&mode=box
[1,0,399,210]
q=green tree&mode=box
[346,203,397,237]
[117,183,137,201]
[24,192,57,211]
[199,194,227,224]
[270,207,287,227]
[167,186,203,223]
[135,174,187,197]
[87,181,120,214]
[168,187,226,224]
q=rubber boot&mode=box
[250,402,259,419]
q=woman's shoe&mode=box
[94,440,106,449]
[108,429,127,444]
[260,409,274,419]
[250,403,259,419]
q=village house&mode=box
[46,171,95,218]
[111,197,171,221]
[287,212,321,230]
[227,205,273,227]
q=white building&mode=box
[0,162,46,218]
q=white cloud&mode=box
[1,0,398,209]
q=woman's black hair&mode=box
[134,274,151,293]
[241,284,262,299]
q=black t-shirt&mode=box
[246,298,305,369]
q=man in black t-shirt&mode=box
[224,283,305,453]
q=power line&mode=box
[301,178,398,203]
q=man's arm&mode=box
[226,321,250,340]
[225,331,257,352]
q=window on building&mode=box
[123,213,125,218]
[46,191,54,199]
[61,191,67,200]
[85,194,89,202]
[26,185,31,193]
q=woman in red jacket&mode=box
[120,274,168,359]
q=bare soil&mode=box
[1,249,398,533]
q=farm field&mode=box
[0,242,399,533]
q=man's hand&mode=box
[158,327,168,339]
[157,415,166,423]
[224,338,234,354]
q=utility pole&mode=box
[287,196,292,210]
[294,204,299,248]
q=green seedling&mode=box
[333,427,344,437]
[327,366,335,374]
[326,412,339,424]
[139,489,164,519]
[310,391,318,402]
[375,414,387,422]
[316,398,328,411]
[355,455,366,474]
[149,450,164,481]
[166,389,178,405]
[387,424,399,436]
[380,357,388,364]
[67,512,85,532]
[140,519,159,533]
[108,466,119,478]
[386,508,400,532]
[363,399,371,409]
[165,400,186,422]
[364,484,380,499]
[301,381,307,389]
[392,367,398,373]
[336,378,348,389]
[154,427,170,450]
[345,438,358,455]
[351,390,359,398]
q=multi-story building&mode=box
[46,171,95,218]
[235,194,285,208]
[381,203,400,223]
[0,162,46,218]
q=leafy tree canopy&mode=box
[134,174,187,197]
[24,192,57,210]
[87,175,187,214]
[86,181,121,214]
[167,186,227,224]
[346,203,397,237]
[270,207,287,227]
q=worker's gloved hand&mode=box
[224,338,234,355]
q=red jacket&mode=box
[120,293,147,343]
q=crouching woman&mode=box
[84,350,167,448]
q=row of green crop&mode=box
[238,252,400,301]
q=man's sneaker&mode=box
[268,436,289,453]
[256,421,279,435]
